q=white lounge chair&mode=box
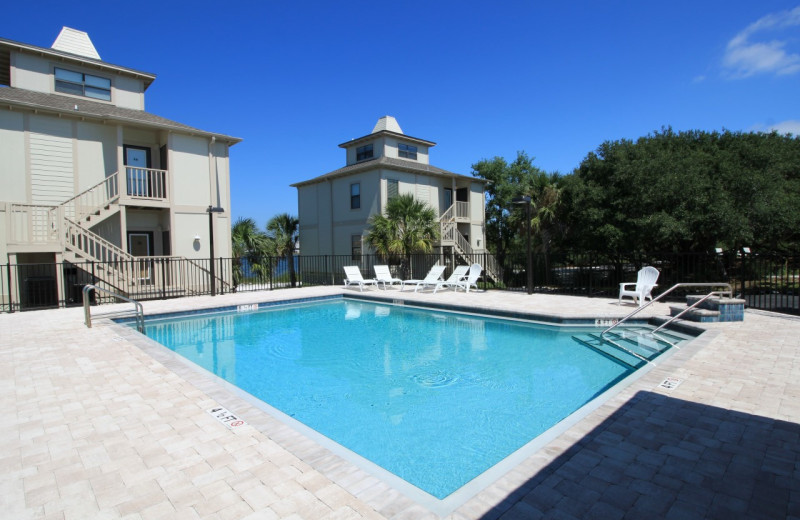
[433,265,470,293]
[402,265,446,292]
[454,263,482,293]
[343,266,378,291]
[373,265,402,290]
[618,266,659,306]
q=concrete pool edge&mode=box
[106,291,712,518]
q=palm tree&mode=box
[515,175,562,284]
[266,213,299,288]
[231,217,269,290]
[365,194,439,278]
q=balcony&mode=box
[120,167,169,206]
[440,201,470,223]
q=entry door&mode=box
[124,145,151,197]
[128,232,153,283]
[444,188,453,211]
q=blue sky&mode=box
[3,1,799,227]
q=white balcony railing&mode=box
[124,167,168,200]
[455,201,469,219]
[440,202,470,222]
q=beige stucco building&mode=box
[292,116,500,281]
[0,27,240,307]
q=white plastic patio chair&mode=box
[402,265,446,292]
[373,265,402,290]
[454,264,482,293]
[433,265,470,293]
[618,266,660,306]
[343,266,378,291]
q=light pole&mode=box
[207,205,224,296]
[512,196,533,294]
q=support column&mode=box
[6,253,18,312]
[116,125,125,204]
[119,206,127,252]
[54,252,66,306]
[208,136,218,208]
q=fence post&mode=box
[161,259,167,299]
[6,262,14,313]
[741,251,747,301]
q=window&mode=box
[55,67,111,101]
[398,143,417,160]
[356,144,373,161]
[350,183,360,209]
[387,179,399,201]
[351,235,362,261]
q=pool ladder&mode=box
[576,282,734,367]
[83,284,145,333]
[602,282,733,338]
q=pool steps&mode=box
[572,327,679,368]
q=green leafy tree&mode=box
[231,217,270,290]
[365,194,439,278]
[472,151,562,267]
[561,128,800,253]
[266,213,300,287]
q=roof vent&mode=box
[372,116,403,134]
[51,27,101,60]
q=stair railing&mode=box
[58,172,119,222]
[602,282,733,337]
[63,217,135,265]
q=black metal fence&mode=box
[1,250,798,315]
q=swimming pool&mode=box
[137,296,686,500]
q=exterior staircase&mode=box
[439,204,503,284]
[54,173,143,295]
[8,169,232,301]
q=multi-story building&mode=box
[0,27,240,308]
[292,116,500,281]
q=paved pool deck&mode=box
[2,286,798,519]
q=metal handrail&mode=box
[602,282,733,337]
[653,291,731,333]
[83,284,144,333]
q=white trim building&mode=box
[0,27,241,306]
[292,117,500,281]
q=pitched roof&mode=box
[338,115,435,149]
[51,27,101,60]
[290,156,487,187]
[372,115,403,134]
[0,87,241,144]
[0,35,156,90]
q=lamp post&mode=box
[512,195,533,295]
[207,205,224,296]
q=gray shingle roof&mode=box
[290,156,486,187]
[0,87,241,144]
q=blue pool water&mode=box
[141,298,644,499]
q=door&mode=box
[444,188,453,211]
[128,232,153,283]
[124,145,151,197]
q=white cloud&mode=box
[751,120,800,135]
[723,6,800,78]
[769,120,800,135]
